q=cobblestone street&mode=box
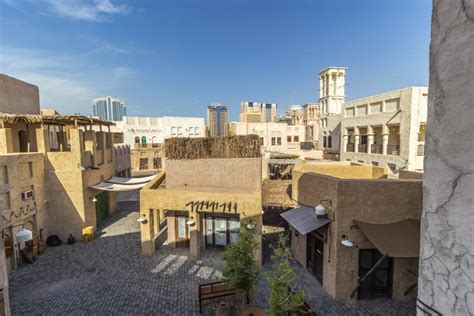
[9,202,415,315]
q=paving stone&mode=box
[9,201,415,315]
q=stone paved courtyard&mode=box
[9,202,416,315]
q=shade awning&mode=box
[281,205,330,235]
[89,175,156,192]
[354,219,420,258]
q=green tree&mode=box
[221,224,259,301]
[266,233,304,316]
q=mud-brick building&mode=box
[140,136,263,263]
[282,163,422,301]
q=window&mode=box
[293,136,299,143]
[327,136,332,148]
[134,137,140,144]
[271,137,276,146]
[139,158,148,170]
[153,157,161,169]
[259,137,264,146]
[372,161,379,166]
[287,136,292,143]
[387,163,397,172]
[277,137,282,145]
[323,136,327,148]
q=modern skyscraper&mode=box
[240,101,277,123]
[207,104,229,137]
[92,96,126,121]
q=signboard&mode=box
[185,200,238,214]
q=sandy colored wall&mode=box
[165,158,261,192]
[291,169,422,300]
[140,172,262,263]
[44,129,116,240]
[130,147,163,172]
[399,170,423,180]
[0,74,40,115]
[333,178,422,300]
[0,153,46,272]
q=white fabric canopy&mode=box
[89,175,157,192]
[105,175,157,185]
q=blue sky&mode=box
[0,0,431,120]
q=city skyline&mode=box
[0,0,430,121]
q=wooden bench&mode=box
[198,280,240,313]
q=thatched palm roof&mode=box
[165,135,261,159]
[262,179,297,208]
[0,113,114,126]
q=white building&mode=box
[93,96,126,121]
[115,116,205,146]
[340,86,428,172]
[240,101,277,123]
[230,121,305,155]
[303,103,319,143]
[318,67,347,159]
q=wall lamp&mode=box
[2,224,33,243]
[315,199,332,218]
[246,220,256,229]
[137,215,147,224]
[341,234,355,248]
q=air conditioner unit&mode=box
[21,190,34,200]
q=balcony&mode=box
[358,144,367,153]
[371,144,383,154]
[417,144,425,156]
[387,145,400,156]
[346,144,355,152]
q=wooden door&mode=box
[307,233,324,284]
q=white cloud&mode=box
[112,66,135,80]
[0,46,135,114]
[2,0,132,22]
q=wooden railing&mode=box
[417,144,425,156]
[358,144,367,153]
[371,144,383,154]
[387,145,400,155]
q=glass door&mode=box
[204,216,240,248]
[214,218,227,247]
[175,215,189,247]
[228,219,240,244]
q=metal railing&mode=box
[346,144,355,152]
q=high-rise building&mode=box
[240,101,277,123]
[92,96,126,121]
[207,104,228,137]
